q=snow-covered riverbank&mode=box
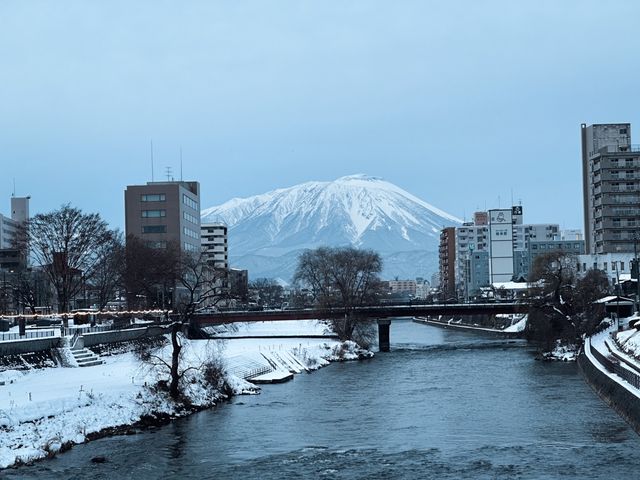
[0,320,370,469]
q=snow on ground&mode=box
[0,320,364,469]
[541,340,578,361]
[207,320,334,337]
[503,314,528,333]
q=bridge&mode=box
[193,302,530,351]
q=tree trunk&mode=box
[169,322,182,398]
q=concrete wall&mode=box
[0,337,61,356]
[80,326,167,348]
[578,345,640,434]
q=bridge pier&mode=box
[377,319,391,352]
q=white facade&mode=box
[454,222,488,295]
[489,208,514,283]
[0,196,30,250]
[561,229,583,241]
[512,224,559,251]
[201,223,228,269]
[576,253,634,284]
[388,280,417,295]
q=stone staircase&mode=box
[70,345,104,367]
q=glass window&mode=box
[141,194,166,202]
[183,194,199,210]
[142,225,166,234]
[142,210,166,218]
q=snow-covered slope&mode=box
[202,175,461,279]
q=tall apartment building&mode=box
[201,223,228,270]
[124,181,201,253]
[0,196,30,250]
[581,123,640,254]
[438,227,456,300]
[454,213,489,298]
[0,196,30,271]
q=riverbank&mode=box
[412,316,526,339]
[0,320,369,470]
[578,316,640,434]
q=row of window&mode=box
[142,209,166,218]
[145,241,167,249]
[141,194,166,202]
[183,227,199,239]
[183,211,199,225]
[576,261,625,273]
[183,194,198,210]
[184,242,198,252]
[143,225,166,234]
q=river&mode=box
[7,320,640,479]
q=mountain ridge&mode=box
[202,174,461,280]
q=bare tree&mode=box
[16,204,115,313]
[249,278,284,308]
[526,252,610,349]
[122,236,181,310]
[175,251,229,337]
[294,246,383,343]
[88,231,125,310]
[134,248,230,399]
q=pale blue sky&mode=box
[1,1,639,231]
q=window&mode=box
[141,194,166,202]
[183,194,199,210]
[184,242,198,252]
[183,211,199,224]
[183,226,199,239]
[603,262,608,271]
[145,241,167,249]
[142,209,166,218]
[621,128,628,134]
[622,262,625,271]
[142,225,166,234]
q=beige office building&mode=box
[124,181,201,253]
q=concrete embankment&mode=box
[578,340,640,435]
[412,317,524,339]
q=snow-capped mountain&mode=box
[201,174,461,280]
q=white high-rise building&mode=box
[0,196,30,250]
[201,223,228,270]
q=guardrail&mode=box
[588,337,640,390]
[0,329,60,342]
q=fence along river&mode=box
[8,320,640,480]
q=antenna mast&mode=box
[180,146,183,181]
[150,140,155,182]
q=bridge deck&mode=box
[193,302,529,325]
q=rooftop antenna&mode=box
[165,166,173,182]
[12,178,15,197]
[150,140,155,182]
[510,188,514,207]
[180,146,183,181]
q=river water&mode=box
[7,320,640,479]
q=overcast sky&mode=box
[1,1,639,231]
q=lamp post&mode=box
[635,233,640,314]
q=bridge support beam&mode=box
[377,319,391,352]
